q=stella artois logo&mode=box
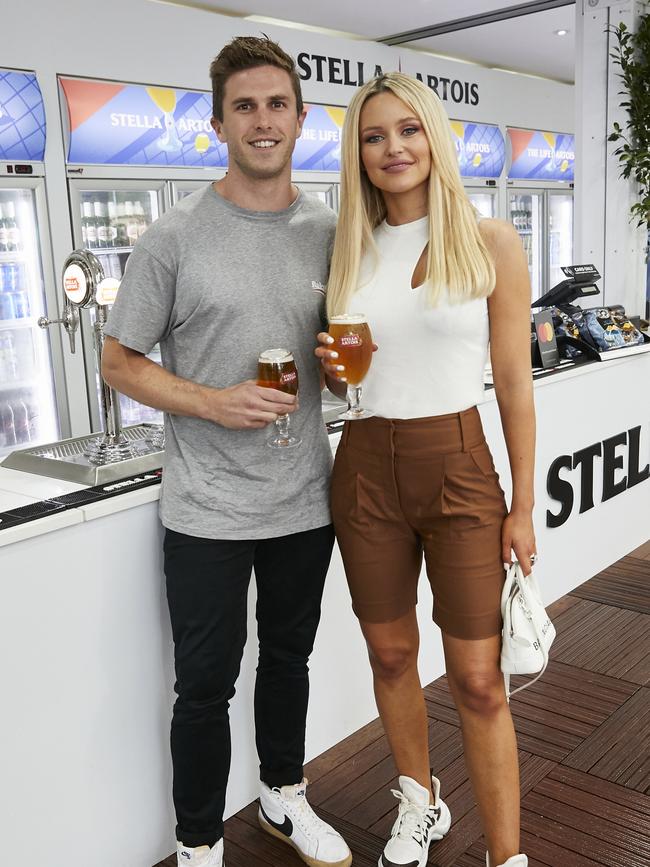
[280,371,297,385]
[340,333,362,346]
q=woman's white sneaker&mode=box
[176,838,224,866]
[258,778,352,867]
[486,854,528,867]
[379,774,451,867]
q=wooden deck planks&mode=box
[153,550,650,867]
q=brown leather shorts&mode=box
[331,407,507,639]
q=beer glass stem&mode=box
[346,384,363,416]
[276,413,290,441]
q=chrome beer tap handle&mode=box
[38,302,80,353]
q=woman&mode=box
[316,73,536,867]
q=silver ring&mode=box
[530,553,538,565]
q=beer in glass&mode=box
[328,314,374,420]
[257,348,301,448]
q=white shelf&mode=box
[0,379,38,392]
[0,251,27,263]
[86,246,134,255]
[0,317,39,331]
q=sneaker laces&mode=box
[273,786,332,837]
[389,789,434,845]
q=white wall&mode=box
[575,0,649,314]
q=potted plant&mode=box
[608,15,650,229]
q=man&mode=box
[102,36,351,867]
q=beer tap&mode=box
[39,249,136,465]
[38,301,80,354]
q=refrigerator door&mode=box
[171,177,223,204]
[0,181,62,455]
[295,181,339,213]
[548,191,573,291]
[508,190,544,299]
[68,179,168,432]
[466,190,497,219]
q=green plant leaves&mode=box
[609,15,650,228]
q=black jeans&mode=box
[163,523,335,848]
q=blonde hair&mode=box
[327,73,495,317]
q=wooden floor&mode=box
[156,541,650,867]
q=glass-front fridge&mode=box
[0,69,67,457]
[507,189,545,299]
[507,188,573,301]
[548,191,574,289]
[465,187,498,219]
[68,178,169,431]
[0,182,61,456]
[506,128,575,301]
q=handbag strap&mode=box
[504,563,551,700]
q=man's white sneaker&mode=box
[379,774,451,867]
[258,778,352,867]
[176,838,224,866]
[486,855,528,867]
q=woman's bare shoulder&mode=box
[478,217,519,247]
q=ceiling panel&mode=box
[410,6,575,83]
[157,0,577,82]
[173,0,563,40]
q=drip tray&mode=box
[1,424,164,485]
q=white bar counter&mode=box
[1,352,649,867]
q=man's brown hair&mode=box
[210,36,304,121]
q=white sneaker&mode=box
[380,774,451,867]
[486,855,528,867]
[258,777,352,867]
[177,838,224,866]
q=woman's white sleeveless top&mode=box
[347,216,489,419]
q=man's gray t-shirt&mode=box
[104,184,336,540]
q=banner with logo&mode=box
[507,128,575,182]
[60,77,224,167]
[449,121,505,178]
[0,69,46,162]
[60,76,346,172]
[295,104,344,171]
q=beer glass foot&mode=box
[339,383,374,420]
[267,433,302,449]
[337,407,375,421]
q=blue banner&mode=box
[450,121,505,178]
[508,128,575,181]
[61,77,345,172]
[294,105,344,171]
[0,69,46,162]
[61,77,225,168]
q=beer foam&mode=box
[329,314,367,324]
[259,348,294,363]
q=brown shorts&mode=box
[331,407,507,640]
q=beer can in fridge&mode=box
[0,290,15,320]
[10,291,30,318]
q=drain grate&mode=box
[1,424,164,485]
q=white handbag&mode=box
[500,562,556,699]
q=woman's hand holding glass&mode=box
[316,314,375,420]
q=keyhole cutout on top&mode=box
[411,243,429,290]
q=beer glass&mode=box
[257,348,301,449]
[328,314,374,420]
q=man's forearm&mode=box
[102,348,214,421]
